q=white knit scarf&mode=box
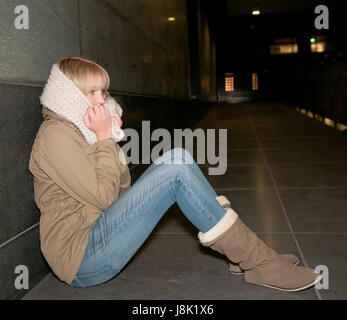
[40,63,125,145]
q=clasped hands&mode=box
[83,105,122,141]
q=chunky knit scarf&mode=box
[40,63,125,144]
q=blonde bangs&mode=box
[58,56,110,97]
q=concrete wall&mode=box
[272,58,347,126]
[0,0,191,98]
[0,0,200,300]
[197,0,217,102]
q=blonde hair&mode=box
[58,56,110,99]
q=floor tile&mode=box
[264,146,347,164]
[260,135,347,149]
[296,234,347,300]
[193,149,265,167]
[269,163,347,188]
[22,234,318,300]
[279,188,347,233]
[225,150,265,165]
[218,189,290,233]
[152,203,196,234]
[221,139,259,150]
[202,164,274,189]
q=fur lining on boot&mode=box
[198,207,238,244]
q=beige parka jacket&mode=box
[29,107,131,284]
[29,63,131,285]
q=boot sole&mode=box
[259,274,322,292]
[229,258,300,276]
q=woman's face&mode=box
[86,88,106,107]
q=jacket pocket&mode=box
[71,265,119,288]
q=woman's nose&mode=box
[96,92,105,105]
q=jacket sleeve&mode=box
[119,163,131,196]
[37,123,123,211]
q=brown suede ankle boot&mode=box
[199,196,321,292]
[229,253,299,275]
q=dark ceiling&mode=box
[226,0,339,16]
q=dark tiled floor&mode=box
[23,101,347,300]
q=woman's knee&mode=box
[155,147,194,165]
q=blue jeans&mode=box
[70,148,226,287]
